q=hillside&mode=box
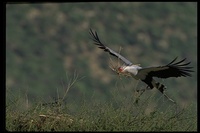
[6,2,197,110]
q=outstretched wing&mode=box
[89,29,133,66]
[138,57,193,79]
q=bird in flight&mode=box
[89,29,194,103]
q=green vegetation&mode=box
[6,2,197,131]
[6,72,197,131]
[6,88,197,131]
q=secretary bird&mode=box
[89,29,193,103]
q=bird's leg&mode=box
[157,89,176,104]
[154,82,176,104]
[134,88,145,104]
[163,92,176,104]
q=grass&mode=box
[6,98,197,131]
[6,72,197,131]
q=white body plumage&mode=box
[119,65,142,80]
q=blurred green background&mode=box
[6,2,197,109]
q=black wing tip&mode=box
[89,29,133,65]
[167,57,178,65]
[89,28,105,47]
[167,57,194,77]
[89,28,96,38]
[167,57,191,66]
[89,28,95,33]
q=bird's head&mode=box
[118,66,127,73]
